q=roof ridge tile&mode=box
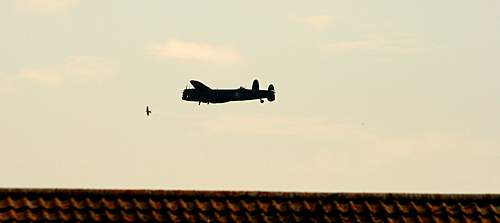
[256,200,270,213]
[147,198,162,210]
[241,199,257,212]
[394,201,410,214]
[69,197,85,210]
[363,200,378,214]
[195,199,211,212]
[166,210,180,223]
[27,209,41,221]
[333,200,350,214]
[90,209,104,221]
[182,211,196,222]
[197,211,211,222]
[493,215,500,223]
[291,212,303,222]
[121,209,138,222]
[303,200,317,213]
[271,199,287,213]
[178,198,192,211]
[214,211,228,222]
[348,200,365,214]
[42,209,58,221]
[488,204,499,215]
[243,211,256,223]
[85,197,99,209]
[57,209,74,221]
[319,200,334,214]
[210,199,225,212]
[409,201,427,214]
[136,209,152,222]
[101,197,118,210]
[116,198,131,210]
[472,202,490,216]
[230,212,245,222]
[74,210,86,221]
[151,210,167,222]
[165,198,179,211]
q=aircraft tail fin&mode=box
[252,79,259,92]
[268,84,274,92]
[267,84,275,102]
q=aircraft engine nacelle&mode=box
[267,84,275,102]
[252,79,259,92]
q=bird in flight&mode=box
[145,106,151,116]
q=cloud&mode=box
[328,40,409,53]
[15,0,77,12]
[327,35,421,53]
[329,41,372,50]
[0,73,17,93]
[64,56,116,82]
[150,39,244,64]
[302,15,333,31]
[15,56,115,86]
[19,68,62,85]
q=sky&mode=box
[1,0,499,193]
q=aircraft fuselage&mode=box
[183,88,270,103]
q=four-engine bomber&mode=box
[182,80,275,105]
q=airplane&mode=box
[145,106,152,116]
[182,79,275,105]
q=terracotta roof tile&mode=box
[0,189,498,222]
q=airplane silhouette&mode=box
[145,106,151,116]
[182,79,275,105]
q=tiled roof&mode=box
[0,189,498,222]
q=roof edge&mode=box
[1,188,499,200]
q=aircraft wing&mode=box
[190,80,212,91]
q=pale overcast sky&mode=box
[1,0,499,193]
